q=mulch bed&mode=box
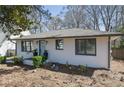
[43,62,99,77]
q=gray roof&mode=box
[11,28,124,40]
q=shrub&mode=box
[42,56,48,62]
[0,56,6,64]
[13,56,23,65]
[32,56,43,68]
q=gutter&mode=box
[11,33,124,40]
[108,36,111,69]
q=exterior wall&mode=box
[16,37,109,68]
[46,37,109,68]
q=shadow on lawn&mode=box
[0,64,34,76]
[0,67,21,75]
[43,67,96,77]
[7,64,34,70]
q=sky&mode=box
[44,5,66,16]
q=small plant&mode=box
[32,56,43,68]
[79,65,87,72]
[13,56,23,65]
[65,61,69,67]
[0,56,6,64]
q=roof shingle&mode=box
[11,28,124,40]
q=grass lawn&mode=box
[0,60,124,87]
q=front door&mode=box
[39,40,46,55]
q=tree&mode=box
[0,5,51,35]
[61,5,124,32]
[63,5,86,28]
[113,6,124,32]
[47,16,63,30]
[85,6,100,30]
[29,6,51,33]
[98,6,117,31]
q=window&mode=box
[75,39,96,56]
[21,41,32,52]
[56,39,64,50]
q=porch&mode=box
[16,39,47,59]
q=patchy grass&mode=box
[0,60,124,87]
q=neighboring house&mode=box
[0,31,31,56]
[0,31,14,56]
[11,29,123,69]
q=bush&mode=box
[32,56,43,68]
[42,56,48,62]
[13,56,23,65]
[0,56,6,64]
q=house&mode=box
[11,29,123,69]
[0,31,15,56]
[0,31,31,56]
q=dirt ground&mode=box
[0,60,124,87]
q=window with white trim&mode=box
[21,41,32,52]
[56,39,64,50]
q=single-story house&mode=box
[11,29,124,69]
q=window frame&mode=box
[55,39,64,50]
[21,41,32,52]
[75,38,96,56]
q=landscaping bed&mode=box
[0,60,124,87]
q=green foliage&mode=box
[0,56,6,64]
[13,56,23,65]
[79,65,87,72]
[32,56,43,68]
[0,5,51,35]
[0,6,32,34]
[111,45,120,49]
[112,39,124,49]
[120,40,124,48]
[42,56,48,62]
[116,26,124,33]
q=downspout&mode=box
[15,42,17,56]
[108,36,111,69]
[39,40,41,56]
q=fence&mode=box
[112,48,124,60]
